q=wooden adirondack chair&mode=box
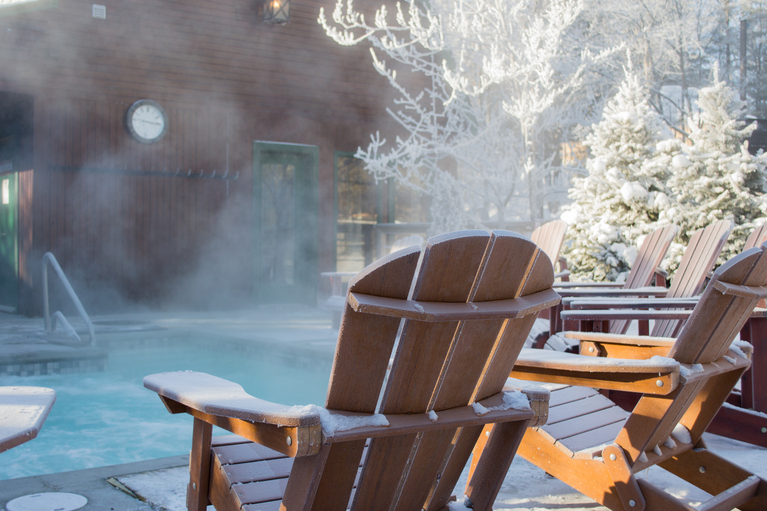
[469,244,767,511]
[560,219,733,341]
[320,234,425,328]
[709,223,767,447]
[537,224,678,348]
[563,225,767,448]
[145,230,559,511]
[530,220,569,280]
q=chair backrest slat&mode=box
[651,220,733,337]
[325,246,421,413]
[743,224,767,251]
[610,225,677,335]
[668,220,732,298]
[623,225,678,289]
[530,220,567,267]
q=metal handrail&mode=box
[42,252,95,345]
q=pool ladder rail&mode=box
[42,252,96,346]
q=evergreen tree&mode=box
[662,71,767,269]
[561,71,669,280]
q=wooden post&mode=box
[188,418,212,511]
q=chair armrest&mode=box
[145,371,324,457]
[554,270,571,280]
[510,349,679,394]
[553,282,624,289]
[564,296,699,309]
[560,309,691,322]
[503,378,552,427]
[554,287,669,298]
[563,331,676,347]
[0,386,57,454]
[144,371,321,427]
[563,331,675,359]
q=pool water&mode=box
[0,345,332,480]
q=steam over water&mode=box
[0,344,331,480]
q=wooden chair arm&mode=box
[0,386,57,454]
[510,349,679,394]
[564,296,699,309]
[144,371,321,427]
[562,331,676,347]
[712,281,767,299]
[348,288,561,322]
[553,281,624,289]
[560,309,691,322]
[563,331,675,359]
[554,287,669,298]
[503,378,552,427]
[554,270,571,280]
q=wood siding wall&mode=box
[0,0,396,313]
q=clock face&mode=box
[126,100,168,143]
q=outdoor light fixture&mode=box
[263,0,290,24]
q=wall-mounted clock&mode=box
[125,100,168,143]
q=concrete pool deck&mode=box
[1,308,767,510]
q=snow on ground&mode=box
[118,433,766,511]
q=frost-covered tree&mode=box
[661,70,767,267]
[319,0,616,232]
[561,71,670,281]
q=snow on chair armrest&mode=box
[143,371,321,428]
[511,349,680,395]
[0,386,56,453]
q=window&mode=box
[334,154,383,272]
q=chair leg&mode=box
[188,418,213,511]
[465,420,528,511]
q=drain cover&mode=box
[6,492,87,511]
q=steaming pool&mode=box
[0,343,332,480]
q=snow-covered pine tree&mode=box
[561,71,670,281]
[662,69,767,268]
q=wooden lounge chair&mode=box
[320,234,424,328]
[536,224,678,348]
[557,219,733,342]
[530,219,569,280]
[0,386,56,453]
[469,243,767,511]
[145,230,560,511]
[562,226,767,448]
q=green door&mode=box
[0,169,18,311]
[253,142,319,304]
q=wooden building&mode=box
[0,0,422,315]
